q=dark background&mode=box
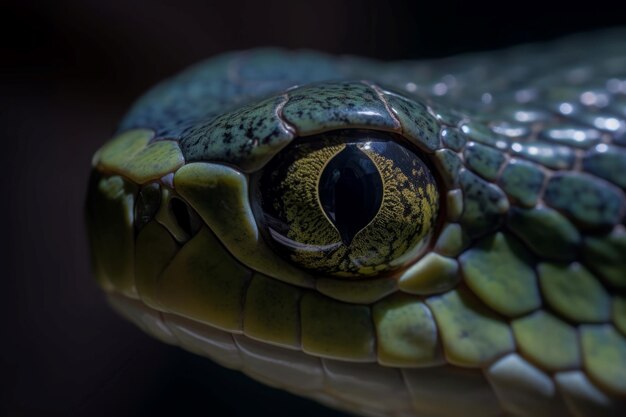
[2,2,625,416]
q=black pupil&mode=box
[318,144,383,245]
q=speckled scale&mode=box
[382,91,440,151]
[458,169,509,237]
[498,159,546,208]
[176,79,446,171]
[281,81,399,134]
[434,149,463,188]
[507,206,581,261]
[543,172,625,229]
[460,122,509,150]
[440,127,466,151]
[463,142,506,181]
[428,101,466,126]
[180,95,294,172]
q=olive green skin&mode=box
[87,30,626,417]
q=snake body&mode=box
[87,30,626,417]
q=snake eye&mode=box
[254,130,440,278]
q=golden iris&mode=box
[254,130,439,278]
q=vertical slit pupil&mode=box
[318,144,383,245]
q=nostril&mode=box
[135,183,161,231]
[171,197,191,235]
[170,197,201,238]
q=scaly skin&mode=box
[87,30,626,417]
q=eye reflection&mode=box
[254,130,440,278]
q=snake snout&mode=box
[86,166,205,299]
[85,172,137,297]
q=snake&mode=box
[86,29,626,417]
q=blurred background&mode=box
[2,1,625,416]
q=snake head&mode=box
[87,46,626,416]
